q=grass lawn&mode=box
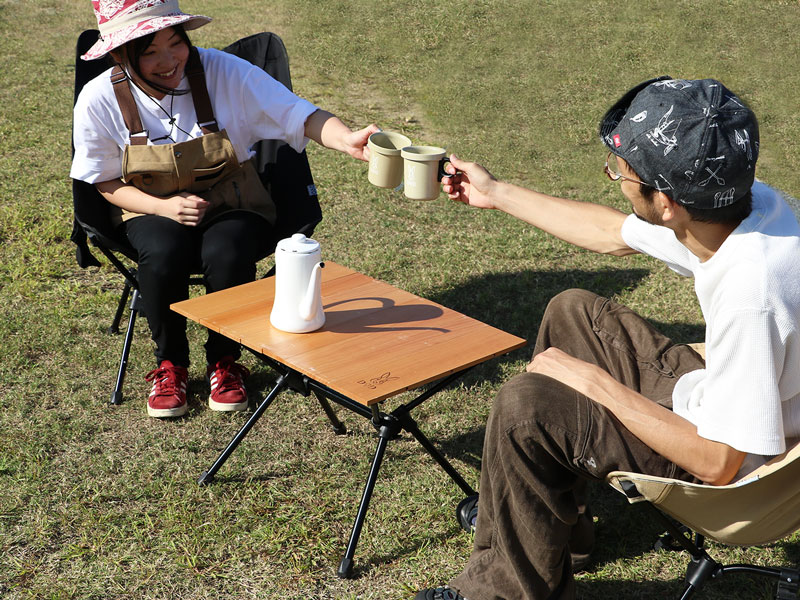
[2,0,800,598]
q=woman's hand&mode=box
[96,179,209,225]
[304,110,379,162]
[442,154,500,209]
[157,192,210,226]
[341,123,381,162]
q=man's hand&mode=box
[527,347,611,402]
[527,347,746,485]
[442,154,499,209]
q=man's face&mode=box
[617,157,664,226]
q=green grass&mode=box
[2,0,800,598]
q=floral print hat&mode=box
[81,0,211,61]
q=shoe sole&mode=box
[147,404,188,418]
[208,397,248,412]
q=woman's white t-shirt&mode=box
[71,47,318,184]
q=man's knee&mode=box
[491,372,578,432]
[544,288,600,322]
[535,289,607,357]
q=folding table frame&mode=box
[198,354,477,578]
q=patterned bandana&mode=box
[81,0,211,61]
[600,77,759,209]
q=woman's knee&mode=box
[200,215,273,271]
[126,217,194,263]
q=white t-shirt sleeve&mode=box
[620,213,695,277]
[674,308,787,456]
[70,71,128,183]
[202,48,318,155]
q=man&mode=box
[416,77,800,600]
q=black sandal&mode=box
[416,586,468,600]
[456,494,479,533]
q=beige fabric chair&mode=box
[608,440,800,547]
[606,344,800,598]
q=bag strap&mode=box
[109,47,218,145]
[185,47,218,134]
[110,65,147,146]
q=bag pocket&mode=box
[123,165,179,197]
[192,160,230,187]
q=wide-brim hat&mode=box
[82,0,211,61]
[599,77,759,210]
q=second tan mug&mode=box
[400,145,449,201]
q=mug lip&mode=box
[400,145,446,160]
[368,131,413,155]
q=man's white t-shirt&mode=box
[621,182,800,471]
[71,47,319,184]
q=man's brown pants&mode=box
[451,289,705,600]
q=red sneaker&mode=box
[206,357,250,412]
[145,360,188,418]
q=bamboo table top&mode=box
[171,262,526,406]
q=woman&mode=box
[71,0,379,418]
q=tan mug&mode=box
[400,145,450,201]
[367,131,413,188]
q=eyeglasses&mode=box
[604,151,648,186]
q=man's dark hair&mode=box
[640,183,752,225]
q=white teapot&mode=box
[269,233,325,333]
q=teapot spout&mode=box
[299,262,325,321]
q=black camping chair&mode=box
[71,30,322,405]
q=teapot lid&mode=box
[276,233,320,254]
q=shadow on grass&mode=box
[577,566,790,599]
[574,577,777,600]
[426,267,705,387]
[778,537,800,565]
[427,267,652,340]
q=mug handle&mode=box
[438,157,460,181]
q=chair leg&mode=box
[776,569,800,599]
[109,280,132,334]
[679,552,721,599]
[645,504,800,600]
[110,288,142,405]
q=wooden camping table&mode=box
[171,261,525,577]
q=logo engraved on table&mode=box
[357,372,401,389]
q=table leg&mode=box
[338,419,394,579]
[198,373,289,486]
[397,411,477,497]
[314,391,347,435]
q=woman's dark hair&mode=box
[640,183,752,225]
[113,24,193,96]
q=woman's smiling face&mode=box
[137,27,189,92]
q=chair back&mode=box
[607,439,800,546]
[70,30,322,268]
[221,32,322,242]
[71,30,131,267]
